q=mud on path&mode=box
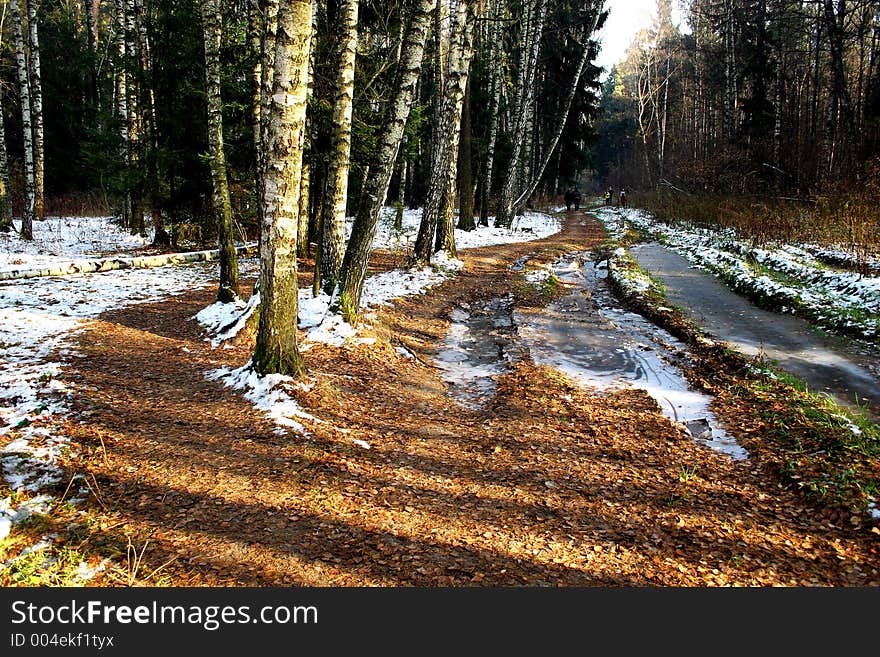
[55,213,878,586]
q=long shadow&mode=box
[55,212,878,586]
[69,369,874,588]
[93,474,649,586]
[86,464,873,586]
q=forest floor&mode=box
[5,211,879,586]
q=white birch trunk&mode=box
[26,0,44,221]
[508,3,602,215]
[125,0,144,235]
[113,0,131,227]
[434,0,476,257]
[479,0,502,226]
[299,0,317,260]
[773,0,785,167]
[252,0,313,377]
[337,0,433,318]
[319,0,359,293]
[9,0,35,240]
[259,0,280,178]
[415,0,474,260]
[496,0,546,226]
[723,0,737,141]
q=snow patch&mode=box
[208,366,316,433]
[0,216,151,272]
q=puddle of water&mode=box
[434,295,517,408]
[511,256,530,272]
[433,252,747,460]
[515,254,748,460]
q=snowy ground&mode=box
[594,206,877,508]
[595,207,880,342]
[368,206,562,253]
[1,210,562,543]
[0,217,151,272]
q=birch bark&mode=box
[9,0,35,239]
[336,0,433,320]
[201,0,240,302]
[414,0,475,261]
[495,0,546,226]
[252,0,313,377]
[26,0,44,220]
[319,0,359,293]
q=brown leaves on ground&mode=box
[7,213,878,587]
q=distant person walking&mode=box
[604,187,613,206]
[619,189,628,209]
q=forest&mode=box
[595,0,880,256]
[0,0,878,591]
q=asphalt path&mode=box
[630,242,880,419]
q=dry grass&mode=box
[639,188,880,269]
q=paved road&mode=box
[630,242,880,418]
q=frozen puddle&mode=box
[516,254,748,460]
[434,295,517,408]
[433,252,746,459]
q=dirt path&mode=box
[56,212,878,586]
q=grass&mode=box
[678,464,699,482]
[537,272,561,299]
[512,268,563,307]
[0,497,180,587]
[639,188,880,265]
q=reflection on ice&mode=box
[516,254,747,460]
[432,252,747,460]
[434,295,516,408]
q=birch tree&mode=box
[26,0,44,221]
[251,0,313,377]
[414,0,476,261]
[299,0,317,261]
[112,0,131,228]
[9,0,35,240]
[478,0,503,226]
[124,0,144,236]
[336,0,433,321]
[494,0,546,226]
[723,0,737,142]
[456,77,474,231]
[496,0,602,224]
[0,13,11,231]
[201,0,240,302]
[319,0,359,294]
